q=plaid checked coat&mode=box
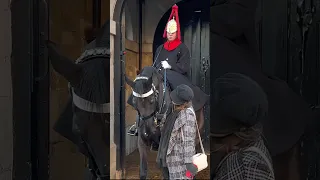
[214,137,275,180]
[166,107,197,179]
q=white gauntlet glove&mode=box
[161,61,172,69]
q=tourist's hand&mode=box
[185,163,198,179]
[161,61,171,69]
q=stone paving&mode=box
[125,149,210,179]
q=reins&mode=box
[133,45,170,126]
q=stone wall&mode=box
[109,0,117,178]
[49,0,91,178]
[49,0,108,179]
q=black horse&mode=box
[125,66,206,179]
[47,21,110,179]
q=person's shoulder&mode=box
[242,156,274,179]
[242,142,274,179]
[156,44,164,50]
[185,107,195,116]
[177,108,194,119]
[181,107,196,124]
[178,42,189,49]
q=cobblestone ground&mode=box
[125,150,210,179]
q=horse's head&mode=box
[126,67,160,121]
[49,21,111,177]
[49,20,110,136]
[126,67,169,143]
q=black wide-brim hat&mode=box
[211,73,268,136]
[170,84,194,105]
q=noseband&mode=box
[132,74,169,126]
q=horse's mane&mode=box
[73,20,110,105]
[76,57,109,104]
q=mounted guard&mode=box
[127,4,209,137]
[125,4,209,179]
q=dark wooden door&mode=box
[183,9,210,149]
[259,0,320,104]
[259,0,320,178]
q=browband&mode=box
[132,76,156,98]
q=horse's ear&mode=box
[47,40,83,86]
[125,75,135,88]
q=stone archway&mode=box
[111,0,210,179]
[111,0,210,178]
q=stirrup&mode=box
[127,123,138,136]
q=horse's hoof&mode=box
[140,176,147,180]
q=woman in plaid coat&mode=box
[157,84,198,179]
[211,73,275,180]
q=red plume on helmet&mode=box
[163,4,181,40]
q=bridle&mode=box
[132,71,170,127]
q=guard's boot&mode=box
[127,123,138,136]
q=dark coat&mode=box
[128,43,209,111]
[210,0,314,156]
[154,44,209,111]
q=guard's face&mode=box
[167,32,177,41]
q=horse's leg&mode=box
[138,133,150,179]
[272,139,304,180]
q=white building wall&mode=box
[110,0,117,178]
